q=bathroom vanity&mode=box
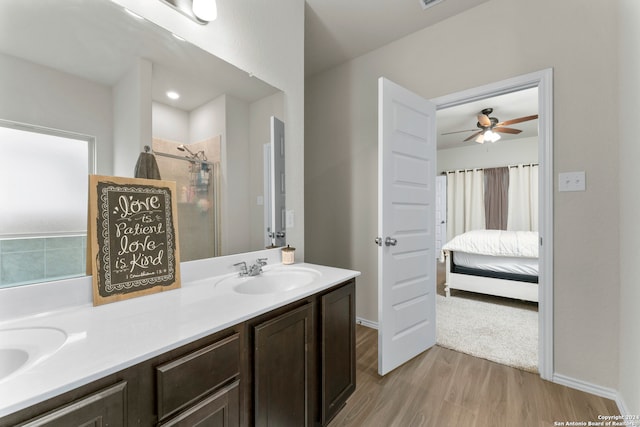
[0,262,359,427]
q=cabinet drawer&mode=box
[158,380,240,427]
[17,381,127,427]
[156,333,240,421]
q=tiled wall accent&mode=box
[0,236,86,288]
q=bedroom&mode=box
[303,0,636,420]
[435,86,540,373]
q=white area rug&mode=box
[436,294,538,373]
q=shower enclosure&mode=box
[152,137,221,261]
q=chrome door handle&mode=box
[385,237,397,246]
[374,237,383,246]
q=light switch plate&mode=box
[286,210,294,228]
[559,171,586,192]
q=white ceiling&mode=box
[303,0,538,150]
[3,0,538,148]
[0,0,279,112]
[304,0,489,76]
[436,88,539,150]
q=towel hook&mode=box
[144,145,151,153]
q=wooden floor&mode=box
[328,325,619,427]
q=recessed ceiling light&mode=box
[166,91,180,100]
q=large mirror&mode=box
[0,0,285,288]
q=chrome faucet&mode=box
[234,258,268,277]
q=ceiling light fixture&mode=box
[166,91,180,100]
[192,0,217,22]
[157,0,217,24]
[474,129,501,144]
[484,130,498,143]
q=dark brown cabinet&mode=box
[156,333,241,426]
[14,381,127,427]
[2,327,242,427]
[1,278,356,427]
[249,279,356,427]
[159,380,240,427]
[254,303,314,427]
[320,280,356,425]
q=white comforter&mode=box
[441,230,539,260]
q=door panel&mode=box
[378,77,436,376]
[270,116,286,247]
[435,175,447,255]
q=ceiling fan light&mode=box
[491,133,501,143]
[475,134,485,144]
[192,0,217,22]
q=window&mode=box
[0,121,96,287]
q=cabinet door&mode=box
[17,382,127,427]
[320,281,356,425]
[254,303,314,427]
[159,380,239,427]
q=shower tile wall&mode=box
[0,236,86,288]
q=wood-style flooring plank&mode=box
[329,325,619,427]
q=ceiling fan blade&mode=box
[477,114,491,127]
[464,131,482,142]
[496,114,538,127]
[493,127,522,135]
[441,129,478,135]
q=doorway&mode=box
[430,69,554,380]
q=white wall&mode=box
[249,92,285,250]
[0,53,113,174]
[112,0,305,258]
[156,91,281,257]
[306,0,619,390]
[113,58,152,177]
[152,102,189,143]
[437,136,538,172]
[225,96,251,255]
[618,0,640,416]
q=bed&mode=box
[440,230,539,302]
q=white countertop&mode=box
[0,262,360,418]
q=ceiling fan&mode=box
[443,108,538,144]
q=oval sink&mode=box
[0,327,67,382]
[219,266,321,295]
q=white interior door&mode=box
[377,77,437,376]
[270,117,286,247]
[263,143,273,247]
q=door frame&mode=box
[430,69,554,380]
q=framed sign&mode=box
[88,175,181,306]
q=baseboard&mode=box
[552,373,618,401]
[615,393,640,426]
[616,393,630,416]
[356,317,378,329]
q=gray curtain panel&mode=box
[484,167,509,230]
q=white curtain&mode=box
[446,169,485,241]
[507,164,539,231]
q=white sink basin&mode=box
[0,327,67,382]
[219,266,321,295]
